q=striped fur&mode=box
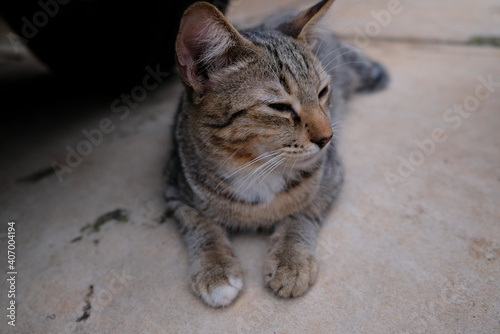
[165,0,388,307]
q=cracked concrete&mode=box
[1,0,499,333]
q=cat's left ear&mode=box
[277,0,335,40]
[175,2,254,95]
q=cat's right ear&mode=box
[277,0,336,40]
[175,2,252,95]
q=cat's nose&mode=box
[311,134,333,149]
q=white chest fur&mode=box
[229,167,286,204]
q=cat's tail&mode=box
[315,32,389,97]
[353,61,389,93]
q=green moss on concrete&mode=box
[467,36,500,47]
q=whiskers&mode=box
[211,148,290,203]
[321,50,364,73]
[314,43,365,77]
[233,153,287,200]
[213,150,282,193]
[330,119,344,140]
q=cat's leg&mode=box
[172,204,243,307]
[264,214,321,298]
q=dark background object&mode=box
[0,0,230,92]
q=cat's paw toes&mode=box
[264,251,318,298]
[191,263,243,307]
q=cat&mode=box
[164,0,388,307]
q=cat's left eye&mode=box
[268,103,294,112]
[319,86,329,99]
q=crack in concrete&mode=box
[76,285,94,322]
[338,34,500,48]
[467,36,500,48]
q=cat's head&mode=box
[175,0,336,169]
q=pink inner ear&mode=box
[176,10,214,89]
[178,11,213,66]
[177,46,191,67]
[176,4,242,91]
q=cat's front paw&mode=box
[191,254,244,307]
[263,248,318,298]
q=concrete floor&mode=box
[1,0,500,333]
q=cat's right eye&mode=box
[318,86,329,99]
[268,103,294,112]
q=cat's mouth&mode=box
[281,145,322,162]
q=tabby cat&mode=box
[164,0,388,307]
